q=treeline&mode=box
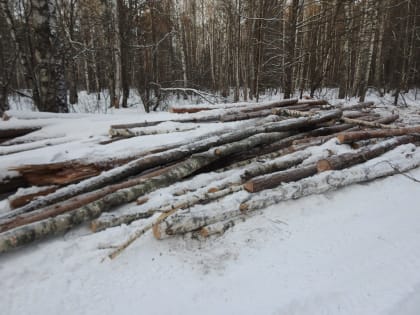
[0,0,419,114]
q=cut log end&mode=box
[136,197,149,205]
[239,203,249,211]
[336,134,346,144]
[200,227,210,238]
[152,224,162,240]
[243,182,254,193]
[316,160,333,172]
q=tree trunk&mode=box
[317,136,414,172]
[337,127,420,144]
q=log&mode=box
[94,185,243,233]
[271,108,312,117]
[342,102,375,111]
[8,186,58,209]
[107,213,161,260]
[0,176,28,196]
[155,144,420,238]
[337,126,420,144]
[91,208,155,233]
[240,151,311,181]
[341,117,396,129]
[0,163,176,232]
[220,109,273,122]
[0,126,42,143]
[109,124,197,138]
[0,120,323,252]
[200,218,238,238]
[243,165,318,193]
[376,114,399,125]
[240,144,419,211]
[3,109,340,221]
[316,136,414,172]
[0,137,74,156]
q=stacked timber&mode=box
[0,99,419,259]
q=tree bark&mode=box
[243,165,318,193]
[337,127,420,144]
[317,136,414,172]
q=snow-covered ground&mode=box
[1,90,420,315]
[1,168,420,315]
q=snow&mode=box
[1,167,419,315]
[1,89,420,315]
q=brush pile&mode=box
[1,98,419,258]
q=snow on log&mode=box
[156,145,420,238]
[341,117,396,129]
[200,218,239,238]
[240,144,419,212]
[109,123,197,138]
[240,151,311,181]
[1,110,340,226]
[341,102,375,111]
[8,186,58,209]
[243,165,318,193]
[0,127,42,143]
[337,127,420,144]
[93,185,243,233]
[317,136,414,172]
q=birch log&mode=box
[3,110,340,220]
[337,127,420,144]
[92,185,243,232]
[155,145,420,238]
[317,136,414,172]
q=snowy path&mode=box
[1,168,419,315]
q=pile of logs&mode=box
[1,98,419,258]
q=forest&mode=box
[0,0,420,115]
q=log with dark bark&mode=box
[337,126,420,144]
[0,118,336,252]
[0,176,28,196]
[3,110,341,220]
[0,127,42,143]
[0,163,177,232]
[243,165,318,193]
[154,145,420,238]
[317,136,414,172]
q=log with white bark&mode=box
[316,136,414,172]
[1,110,339,226]
[0,136,76,156]
[200,218,239,238]
[0,164,175,232]
[341,117,396,129]
[337,126,420,144]
[93,185,243,233]
[155,144,420,238]
[0,120,332,252]
[341,102,375,111]
[109,124,197,138]
[240,151,311,181]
